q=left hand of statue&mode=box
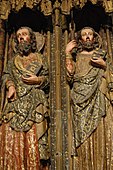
[22,74,42,85]
[91,57,106,70]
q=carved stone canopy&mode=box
[0,0,112,20]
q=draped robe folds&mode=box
[71,52,106,147]
[67,50,113,169]
[0,52,50,169]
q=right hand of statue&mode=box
[22,74,42,85]
[65,40,77,54]
[7,86,16,101]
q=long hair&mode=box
[75,27,102,53]
[14,26,37,53]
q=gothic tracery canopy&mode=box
[0,0,112,20]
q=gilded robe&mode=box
[0,52,50,169]
[67,49,113,169]
[70,50,106,147]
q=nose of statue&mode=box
[19,37,24,43]
[20,37,23,40]
[86,37,90,41]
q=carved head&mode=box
[14,26,37,56]
[76,27,102,52]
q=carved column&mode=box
[0,19,5,79]
[54,1,63,169]
[106,28,113,60]
[50,1,70,169]
[49,1,62,168]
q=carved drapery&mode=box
[0,0,113,170]
[0,0,113,20]
[62,24,113,169]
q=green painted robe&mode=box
[68,50,107,147]
[0,52,50,169]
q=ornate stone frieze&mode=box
[0,0,113,20]
[61,0,113,14]
[0,0,52,19]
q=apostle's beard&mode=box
[81,40,94,51]
[18,41,32,56]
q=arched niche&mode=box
[7,6,53,34]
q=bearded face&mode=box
[16,28,32,56]
[17,41,32,56]
[74,27,100,53]
[81,39,94,51]
[80,28,95,51]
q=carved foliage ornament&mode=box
[0,0,53,20]
[0,0,113,20]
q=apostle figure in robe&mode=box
[0,26,50,170]
[66,27,113,168]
